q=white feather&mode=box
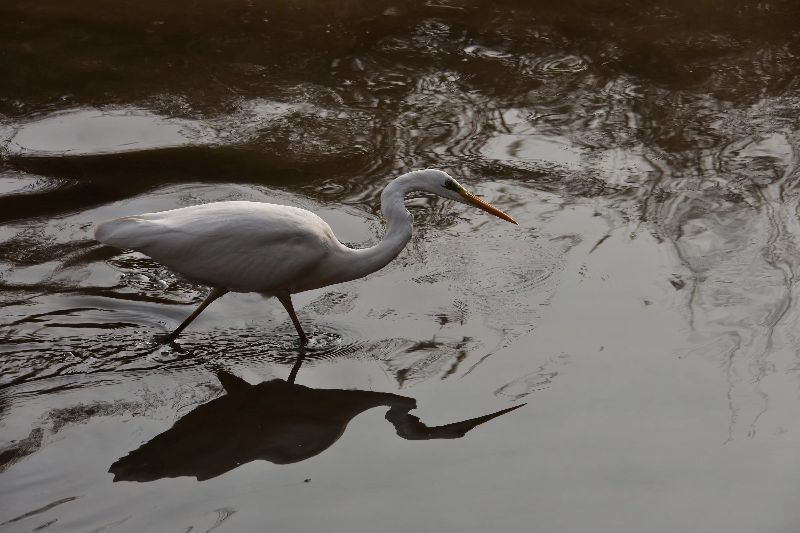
[96,201,337,294]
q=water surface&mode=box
[2,1,800,531]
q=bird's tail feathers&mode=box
[94,216,152,249]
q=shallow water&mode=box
[2,1,800,531]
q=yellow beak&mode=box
[460,190,518,224]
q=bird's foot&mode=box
[154,332,179,345]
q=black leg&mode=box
[163,287,227,343]
[277,293,309,344]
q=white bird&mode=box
[95,169,517,344]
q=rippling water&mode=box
[2,1,800,531]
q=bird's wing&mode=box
[95,201,337,293]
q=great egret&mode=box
[95,169,517,343]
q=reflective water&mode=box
[108,369,522,482]
[2,1,800,531]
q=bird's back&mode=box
[95,201,338,293]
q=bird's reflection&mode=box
[110,364,523,482]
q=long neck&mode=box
[333,173,418,283]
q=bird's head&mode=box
[415,169,517,224]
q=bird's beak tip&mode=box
[499,213,518,225]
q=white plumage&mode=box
[95,169,516,343]
[96,201,338,294]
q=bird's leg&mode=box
[162,287,228,343]
[277,293,309,344]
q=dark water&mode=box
[2,1,800,531]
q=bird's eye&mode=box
[443,179,459,191]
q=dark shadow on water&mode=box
[109,368,524,482]
[0,144,372,223]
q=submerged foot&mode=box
[154,331,180,345]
